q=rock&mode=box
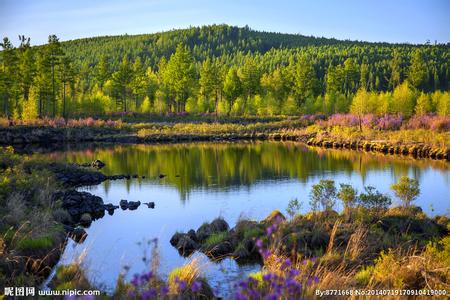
[71,227,87,243]
[59,190,105,222]
[170,232,184,246]
[104,203,119,215]
[196,223,213,242]
[196,218,229,242]
[119,200,128,210]
[79,213,92,226]
[208,241,234,257]
[187,229,198,242]
[128,201,141,210]
[91,159,105,169]
[48,163,107,187]
[144,202,155,209]
[176,235,199,256]
[210,218,229,232]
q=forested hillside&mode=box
[0,24,449,119]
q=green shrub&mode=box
[203,232,227,248]
[391,176,420,207]
[17,235,53,251]
[310,180,336,211]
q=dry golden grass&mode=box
[167,257,203,293]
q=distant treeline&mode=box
[0,24,449,119]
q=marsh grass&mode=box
[203,232,227,249]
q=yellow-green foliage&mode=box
[372,250,404,288]
[425,236,450,268]
[53,264,92,290]
[354,266,374,286]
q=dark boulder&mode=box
[48,163,107,187]
[176,235,199,256]
[60,190,105,222]
[170,232,184,247]
[196,218,230,242]
[119,200,128,210]
[207,241,234,258]
[128,201,141,210]
[196,223,213,242]
[187,229,198,242]
[104,203,119,215]
[79,213,92,226]
[210,218,229,232]
[144,202,155,209]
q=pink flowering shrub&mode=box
[405,114,450,132]
[375,114,403,130]
[327,114,360,127]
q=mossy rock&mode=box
[263,210,286,225]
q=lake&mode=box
[39,141,449,297]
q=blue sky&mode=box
[0,0,449,46]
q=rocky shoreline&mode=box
[306,136,450,160]
[6,159,157,285]
[1,126,448,161]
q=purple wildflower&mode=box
[191,281,202,293]
[289,268,300,277]
[160,285,169,295]
[178,280,187,290]
[281,258,292,269]
[140,271,153,282]
[236,293,248,300]
[255,239,263,249]
[239,281,249,289]
[262,273,273,282]
[141,288,157,300]
[131,274,140,286]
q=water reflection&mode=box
[38,142,449,202]
[39,142,449,298]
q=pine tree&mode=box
[110,56,133,112]
[408,50,428,90]
[0,37,18,117]
[47,35,64,116]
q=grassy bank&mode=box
[0,147,109,289]
[0,147,67,287]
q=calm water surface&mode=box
[40,142,449,297]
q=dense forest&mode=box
[0,24,449,119]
